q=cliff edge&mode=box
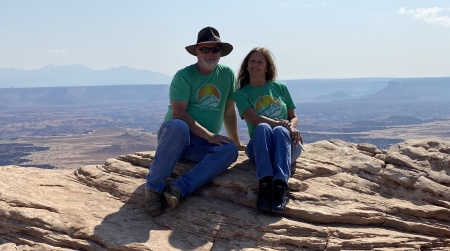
[1,139,449,250]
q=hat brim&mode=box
[185,42,233,57]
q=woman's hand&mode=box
[275,118,291,128]
[274,118,302,144]
[288,127,303,145]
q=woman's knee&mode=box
[253,123,272,136]
[273,126,290,137]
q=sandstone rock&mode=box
[1,139,449,250]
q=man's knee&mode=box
[168,119,189,132]
[164,119,189,139]
[221,143,238,162]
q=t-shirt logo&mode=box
[197,84,221,111]
[255,95,281,117]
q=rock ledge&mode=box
[1,139,449,250]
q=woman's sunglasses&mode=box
[198,46,221,54]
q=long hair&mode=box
[236,47,277,89]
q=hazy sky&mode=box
[1,0,450,80]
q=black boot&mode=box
[144,188,166,216]
[257,176,273,212]
[164,184,182,210]
[272,179,289,211]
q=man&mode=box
[144,26,243,216]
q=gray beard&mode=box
[199,58,219,71]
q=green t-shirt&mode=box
[164,64,235,134]
[233,81,296,137]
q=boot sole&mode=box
[146,208,164,217]
[164,191,180,209]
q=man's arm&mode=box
[172,100,232,145]
[223,100,245,150]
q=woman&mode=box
[233,47,303,212]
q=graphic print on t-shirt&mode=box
[255,95,282,117]
[196,84,221,111]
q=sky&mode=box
[1,0,450,80]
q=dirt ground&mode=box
[2,120,450,170]
[1,128,157,170]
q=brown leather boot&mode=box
[144,188,166,216]
[164,184,182,209]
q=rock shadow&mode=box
[92,183,203,250]
[93,158,286,250]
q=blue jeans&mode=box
[146,119,238,197]
[246,123,302,183]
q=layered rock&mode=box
[1,139,449,250]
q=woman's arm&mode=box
[242,107,282,128]
[286,108,303,144]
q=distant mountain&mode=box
[284,77,450,102]
[0,65,173,88]
[2,76,449,107]
[366,77,450,102]
[315,91,354,101]
[284,78,390,101]
[0,84,170,107]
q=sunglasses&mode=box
[198,46,221,54]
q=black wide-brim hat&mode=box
[185,27,233,57]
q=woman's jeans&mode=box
[146,119,238,197]
[246,123,302,183]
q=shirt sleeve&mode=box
[281,82,296,109]
[232,90,252,118]
[226,67,236,100]
[169,71,190,102]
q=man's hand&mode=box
[207,134,234,146]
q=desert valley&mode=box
[1,76,450,169]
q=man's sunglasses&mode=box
[198,46,221,54]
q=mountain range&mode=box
[0,64,172,88]
[284,77,450,102]
[1,65,450,106]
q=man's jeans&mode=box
[246,123,302,183]
[146,119,238,197]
